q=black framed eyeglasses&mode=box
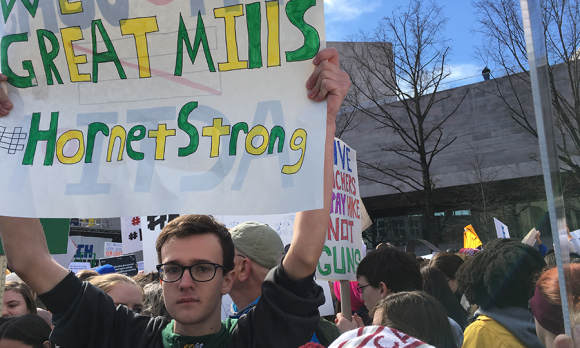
[356,284,371,293]
[156,263,227,283]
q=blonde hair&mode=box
[88,273,143,298]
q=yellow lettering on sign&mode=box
[120,17,159,78]
[59,0,83,14]
[266,1,280,67]
[61,27,91,82]
[246,125,269,155]
[214,5,248,71]
[202,118,231,158]
[148,124,176,160]
[282,129,307,174]
[56,130,85,164]
[107,126,126,162]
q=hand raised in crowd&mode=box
[0,74,13,116]
[306,47,351,121]
[334,312,364,334]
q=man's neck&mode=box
[173,311,223,337]
[230,282,262,311]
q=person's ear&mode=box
[221,269,235,295]
[238,259,251,282]
[43,340,51,348]
[379,282,390,299]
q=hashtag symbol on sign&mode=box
[129,232,138,240]
[131,217,141,226]
[0,127,27,155]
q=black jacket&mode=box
[39,265,324,348]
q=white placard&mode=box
[494,217,510,239]
[0,0,327,218]
[68,262,91,274]
[121,216,143,255]
[104,242,123,258]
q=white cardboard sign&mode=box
[0,0,327,218]
[494,217,510,239]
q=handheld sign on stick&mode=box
[339,280,352,321]
[519,0,576,339]
[0,256,7,314]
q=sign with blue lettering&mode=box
[494,217,510,239]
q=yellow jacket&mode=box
[462,315,527,348]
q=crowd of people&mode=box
[0,48,578,348]
[2,226,579,348]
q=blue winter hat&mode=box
[95,264,116,275]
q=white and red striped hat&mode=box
[328,326,435,348]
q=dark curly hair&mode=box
[356,246,422,292]
[456,238,545,310]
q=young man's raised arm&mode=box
[0,217,69,294]
[283,48,351,281]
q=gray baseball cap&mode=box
[230,221,284,269]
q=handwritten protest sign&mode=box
[316,138,362,281]
[0,0,327,218]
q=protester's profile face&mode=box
[160,233,233,333]
[357,277,383,313]
[0,338,50,348]
[107,283,143,313]
[2,290,29,317]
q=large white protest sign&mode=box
[494,218,510,239]
[0,0,327,218]
[316,138,363,281]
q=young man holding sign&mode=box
[0,47,350,348]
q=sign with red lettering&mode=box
[317,138,363,281]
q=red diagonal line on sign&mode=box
[73,44,222,96]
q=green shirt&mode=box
[161,319,238,348]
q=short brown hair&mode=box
[375,291,455,348]
[5,281,36,315]
[429,252,464,280]
[155,215,234,272]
